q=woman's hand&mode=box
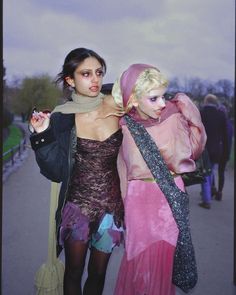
[97,95,125,119]
[30,110,51,133]
[98,104,125,118]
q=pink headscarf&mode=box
[117,63,166,127]
[120,63,157,107]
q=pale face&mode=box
[135,87,166,120]
[66,56,104,97]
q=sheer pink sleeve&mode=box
[172,93,207,160]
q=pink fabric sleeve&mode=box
[172,93,207,160]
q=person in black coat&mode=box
[211,103,233,200]
[199,94,228,209]
[29,48,124,295]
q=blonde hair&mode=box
[123,68,168,112]
[204,94,218,106]
[112,67,169,113]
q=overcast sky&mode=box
[3,0,235,85]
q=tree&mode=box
[215,79,234,99]
[3,107,14,128]
[3,61,8,104]
[167,77,181,94]
[184,77,209,99]
[3,61,14,127]
[3,61,6,89]
[11,75,62,120]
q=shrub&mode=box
[3,107,14,128]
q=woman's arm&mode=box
[97,95,125,118]
[172,93,207,160]
[30,113,71,182]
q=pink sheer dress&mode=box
[114,94,206,295]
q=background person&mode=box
[211,102,233,200]
[199,94,228,209]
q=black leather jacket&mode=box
[30,112,76,255]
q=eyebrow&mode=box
[147,94,162,98]
[80,66,103,72]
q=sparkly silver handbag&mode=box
[124,115,198,293]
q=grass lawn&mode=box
[3,125,23,162]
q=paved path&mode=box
[2,124,236,294]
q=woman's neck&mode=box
[71,90,104,113]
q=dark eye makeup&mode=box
[96,70,104,77]
[149,96,158,102]
[149,96,165,102]
[79,68,104,78]
[81,72,90,77]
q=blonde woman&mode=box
[112,64,207,295]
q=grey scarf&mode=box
[52,91,104,114]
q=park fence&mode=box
[3,137,27,166]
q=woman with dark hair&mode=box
[29,47,124,295]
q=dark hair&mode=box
[56,48,107,89]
